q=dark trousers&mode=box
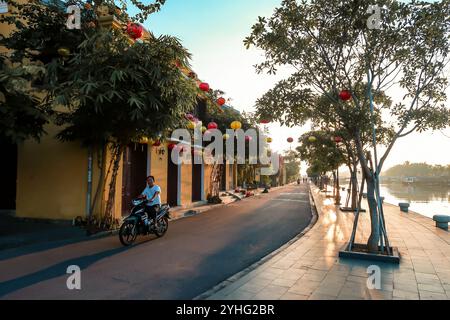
[145,205,160,223]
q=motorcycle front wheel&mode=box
[154,217,169,238]
[119,221,138,246]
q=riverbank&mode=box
[338,181,450,219]
[200,184,450,300]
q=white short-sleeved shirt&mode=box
[142,185,161,206]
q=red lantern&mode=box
[207,122,218,130]
[339,90,352,101]
[168,143,177,151]
[152,140,161,147]
[334,136,343,143]
[217,97,226,106]
[199,82,210,92]
[126,23,143,40]
[287,137,294,143]
[245,136,252,142]
[260,119,270,124]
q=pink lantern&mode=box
[126,23,143,40]
[245,136,252,142]
[287,137,294,143]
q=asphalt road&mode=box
[0,183,312,300]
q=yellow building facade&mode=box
[0,1,237,221]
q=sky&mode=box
[135,0,450,172]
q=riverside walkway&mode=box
[201,184,450,300]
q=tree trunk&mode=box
[90,143,107,215]
[209,163,222,199]
[104,144,124,227]
[351,161,358,210]
[335,168,340,205]
[366,174,380,253]
[332,171,336,197]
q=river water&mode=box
[338,180,450,219]
[379,182,450,219]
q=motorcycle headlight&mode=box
[132,199,143,206]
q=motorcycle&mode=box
[119,198,171,246]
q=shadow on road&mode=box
[0,242,146,298]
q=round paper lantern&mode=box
[287,137,294,143]
[266,137,273,143]
[199,82,210,92]
[57,47,70,57]
[168,143,177,151]
[230,121,242,130]
[139,137,149,144]
[339,90,352,101]
[207,122,218,130]
[152,140,161,147]
[126,23,143,40]
[217,97,226,106]
[334,136,343,143]
[308,136,317,142]
[223,133,230,140]
[201,126,207,133]
[187,122,196,130]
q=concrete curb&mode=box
[193,185,319,300]
[168,198,239,222]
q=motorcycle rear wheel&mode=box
[119,221,138,246]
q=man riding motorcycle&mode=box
[139,175,161,228]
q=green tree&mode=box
[297,131,345,192]
[1,0,198,227]
[0,56,48,143]
[283,150,301,183]
[245,0,450,253]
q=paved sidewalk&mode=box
[203,184,450,300]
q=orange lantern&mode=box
[230,121,242,130]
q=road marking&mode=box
[272,198,309,203]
